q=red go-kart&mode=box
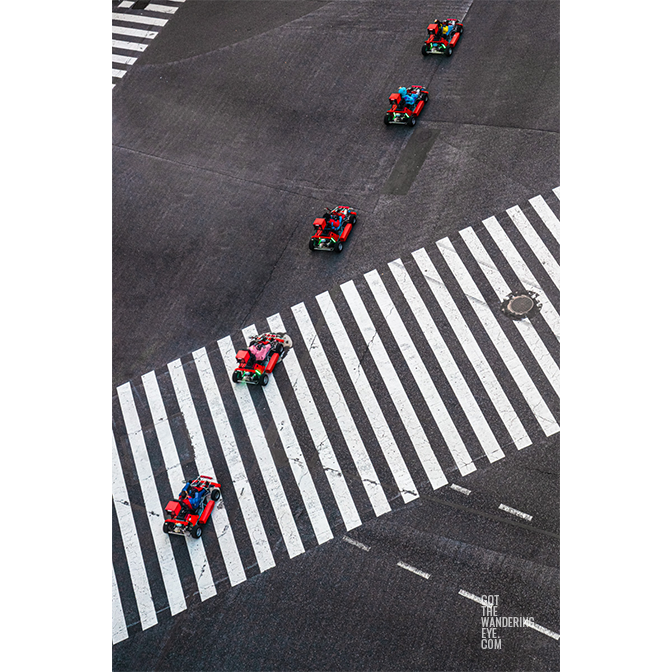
[309,205,357,253]
[163,476,221,539]
[384,86,429,127]
[422,19,464,57]
[232,332,293,386]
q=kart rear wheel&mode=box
[384,115,390,126]
[407,117,416,127]
[232,370,242,384]
[334,241,344,253]
[191,525,202,539]
[163,522,173,534]
[211,489,221,501]
[309,239,316,250]
[260,373,269,387]
[421,45,428,56]
[446,47,453,57]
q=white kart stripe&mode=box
[112,565,129,644]
[112,39,147,52]
[436,238,560,436]
[116,384,187,616]
[168,357,254,580]
[112,53,137,65]
[529,195,560,242]
[316,291,419,502]
[411,249,531,451]
[388,259,505,464]
[219,337,305,559]
[459,228,560,397]
[112,25,158,40]
[112,12,168,27]
[111,433,158,630]
[506,205,560,289]
[242,324,333,546]
[340,280,447,489]
[365,269,476,476]
[291,302,391,517]
[141,371,217,600]
[482,216,560,340]
[266,313,362,531]
[552,186,560,200]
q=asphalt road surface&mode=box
[113,1,559,669]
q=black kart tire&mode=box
[260,373,269,387]
[191,525,202,539]
[232,370,242,383]
[309,239,316,250]
[421,45,428,56]
[163,522,172,533]
[211,489,221,501]
[384,115,390,125]
[407,117,416,127]
[349,215,357,225]
[446,47,453,57]
[334,242,344,253]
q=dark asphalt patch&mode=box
[382,127,440,196]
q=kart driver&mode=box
[179,483,205,511]
[398,87,419,107]
[326,210,345,235]
[248,341,272,364]
[441,20,457,38]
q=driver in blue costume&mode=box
[326,209,344,235]
[398,87,419,108]
[179,482,205,512]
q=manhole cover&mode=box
[500,290,541,319]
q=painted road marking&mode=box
[112,53,138,65]
[117,383,187,616]
[142,3,179,14]
[412,247,531,451]
[365,269,476,477]
[458,589,489,607]
[112,69,127,79]
[220,336,305,559]
[397,561,431,579]
[340,280,446,490]
[529,195,560,243]
[266,313,361,532]
[242,324,333,546]
[389,258,505,464]
[169,356,253,581]
[507,205,560,289]
[112,433,157,631]
[498,503,533,521]
[112,565,129,644]
[436,237,560,436]
[342,536,371,552]
[553,187,560,200]
[450,484,471,495]
[317,290,419,502]
[112,25,158,40]
[482,216,560,340]
[112,38,148,52]
[525,620,560,640]
[292,302,391,517]
[141,370,217,601]
[112,12,169,27]
[459,228,560,397]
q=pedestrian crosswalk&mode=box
[112,0,185,88]
[112,189,560,643]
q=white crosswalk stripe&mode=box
[112,2,184,87]
[112,189,561,640]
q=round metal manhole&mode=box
[501,290,541,319]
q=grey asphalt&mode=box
[112,1,559,669]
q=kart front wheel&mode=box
[191,525,202,539]
[349,215,357,225]
[211,489,221,501]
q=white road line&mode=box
[396,561,431,580]
[112,69,127,79]
[458,589,489,606]
[388,258,505,464]
[141,371,217,601]
[291,302,391,517]
[116,384,187,616]
[112,12,168,27]
[525,620,560,640]
[482,216,560,340]
[450,484,471,495]
[506,205,560,289]
[436,238,560,436]
[267,313,361,531]
[112,53,137,65]
[340,280,447,490]
[412,248,532,451]
[316,290,419,503]
[112,565,129,644]
[118,0,134,7]
[219,337,305,559]
[111,433,158,630]
[342,536,371,552]
[459,228,560,397]
[112,25,158,40]
[365,269,476,477]
[498,503,533,521]
[168,357,254,581]
[552,186,560,200]
[142,3,179,14]
[529,195,560,243]
[242,324,333,546]
[112,39,148,52]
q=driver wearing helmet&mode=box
[326,210,345,235]
[248,341,272,365]
[179,483,205,511]
[398,87,418,107]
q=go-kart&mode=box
[422,19,463,56]
[309,205,357,253]
[163,476,221,539]
[232,332,293,386]
[384,86,429,127]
